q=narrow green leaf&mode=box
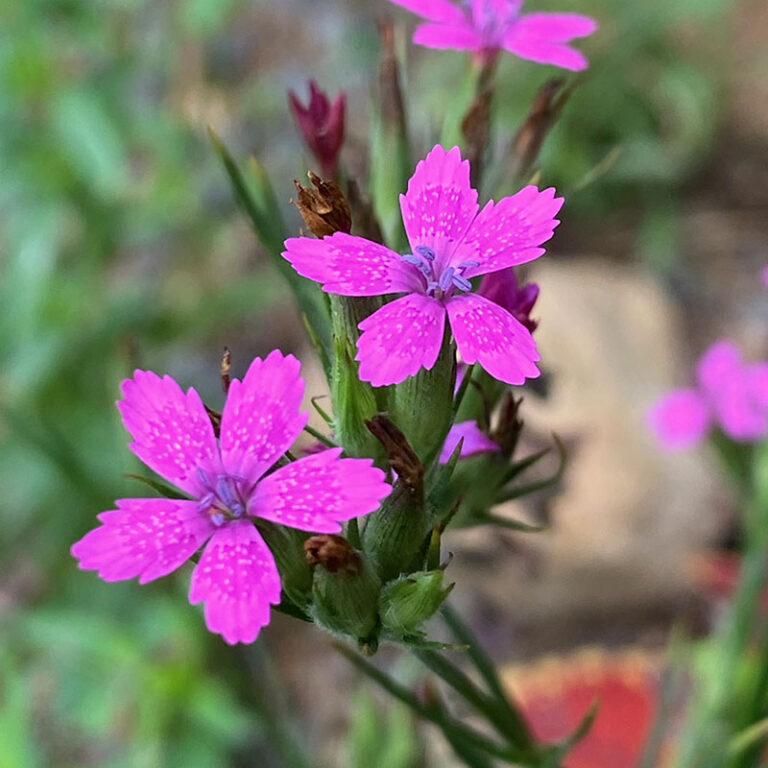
[495,434,567,503]
[125,473,189,500]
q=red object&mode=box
[288,80,346,178]
[508,650,661,768]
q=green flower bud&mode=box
[306,535,382,649]
[389,328,455,464]
[329,294,384,461]
[379,570,453,638]
[256,521,313,610]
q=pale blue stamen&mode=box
[452,274,472,292]
[196,492,216,514]
[458,260,480,268]
[439,267,455,292]
[211,512,226,527]
[415,245,436,261]
[401,253,432,278]
[196,467,211,489]
[216,475,237,508]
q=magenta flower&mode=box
[648,341,768,450]
[283,144,563,387]
[288,80,346,178]
[479,267,540,333]
[387,0,597,70]
[71,351,390,644]
[440,420,499,463]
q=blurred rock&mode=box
[449,259,722,657]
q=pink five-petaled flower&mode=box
[283,144,563,387]
[648,341,768,451]
[387,0,597,70]
[71,351,390,644]
[288,80,346,179]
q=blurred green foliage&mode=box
[0,0,742,764]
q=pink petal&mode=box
[283,233,420,296]
[440,421,498,463]
[189,520,281,645]
[714,367,768,442]
[386,0,467,24]
[413,22,483,50]
[446,293,540,385]
[251,448,390,533]
[696,340,743,397]
[458,186,563,278]
[646,389,711,450]
[71,498,215,584]
[512,13,597,42]
[220,350,307,488]
[118,371,220,495]
[502,34,589,71]
[400,145,478,272]
[356,293,447,386]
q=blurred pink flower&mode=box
[72,351,389,644]
[648,341,768,450]
[387,0,597,69]
[284,144,562,386]
[440,420,499,462]
[288,80,346,178]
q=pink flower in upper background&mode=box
[71,351,390,644]
[440,420,499,463]
[387,0,597,70]
[648,341,768,450]
[479,267,540,333]
[288,80,346,178]
[283,144,563,387]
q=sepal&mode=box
[379,570,454,640]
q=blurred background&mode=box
[1,0,767,765]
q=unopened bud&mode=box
[379,570,453,638]
[292,173,351,238]
[492,393,524,457]
[309,543,381,647]
[288,81,346,179]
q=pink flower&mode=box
[387,0,597,70]
[288,80,346,178]
[71,351,390,644]
[440,420,499,462]
[479,267,540,333]
[648,341,768,450]
[283,144,563,387]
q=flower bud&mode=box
[389,329,455,463]
[379,570,453,638]
[363,417,429,582]
[288,81,346,179]
[329,295,384,460]
[256,521,313,609]
[308,536,382,648]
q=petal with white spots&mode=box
[283,233,420,296]
[458,186,563,279]
[447,293,540,385]
[356,293,447,386]
[250,448,390,532]
[400,145,478,272]
[118,371,220,495]
[189,520,281,645]
[220,350,307,488]
[71,498,215,584]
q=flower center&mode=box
[464,0,520,46]
[195,469,247,527]
[401,245,478,301]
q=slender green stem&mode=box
[333,641,534,765]
[441,604,534,750]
